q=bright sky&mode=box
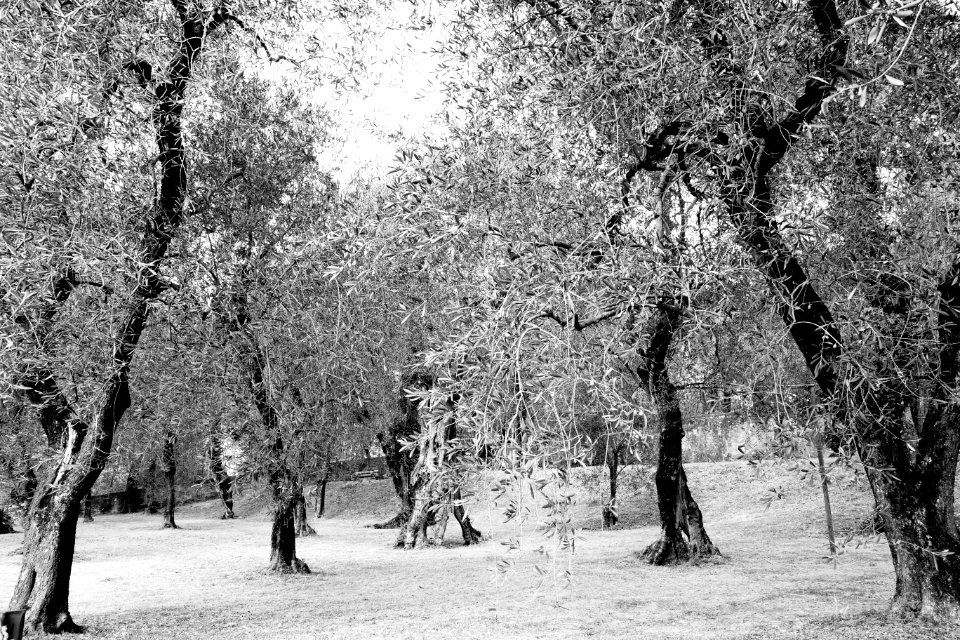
[307,0,452,182]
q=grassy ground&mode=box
[1,461,956,639]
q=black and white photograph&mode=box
[2,1,960,638]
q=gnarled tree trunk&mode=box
[398,384,481,549]
[637,304,720,565]
[0,507,14,534]
[374,375,430,529]
[268,482,309,573]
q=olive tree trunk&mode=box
[636,304,720,565]
[373,376,430,529]
[227,290,309,574]
[398,384,481,549]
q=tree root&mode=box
[268,556,311,574]
[640,534,690,565]
[371,511,409,529]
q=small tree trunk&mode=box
[81,491,94,524]
[294,486,316,537]
[602,448,620,528]
[161,432,178,529]
[314,476,328,519]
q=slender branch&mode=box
[540,306,621,331]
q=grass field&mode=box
[1,461,957,639]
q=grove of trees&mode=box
[2,0,960,633]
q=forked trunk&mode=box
[399,475,480,548]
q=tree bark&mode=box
[268,483,310,574]
[398,478,433,549]
[161,432,178,529]
[679,465,718,557]
[118,474,143,515]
